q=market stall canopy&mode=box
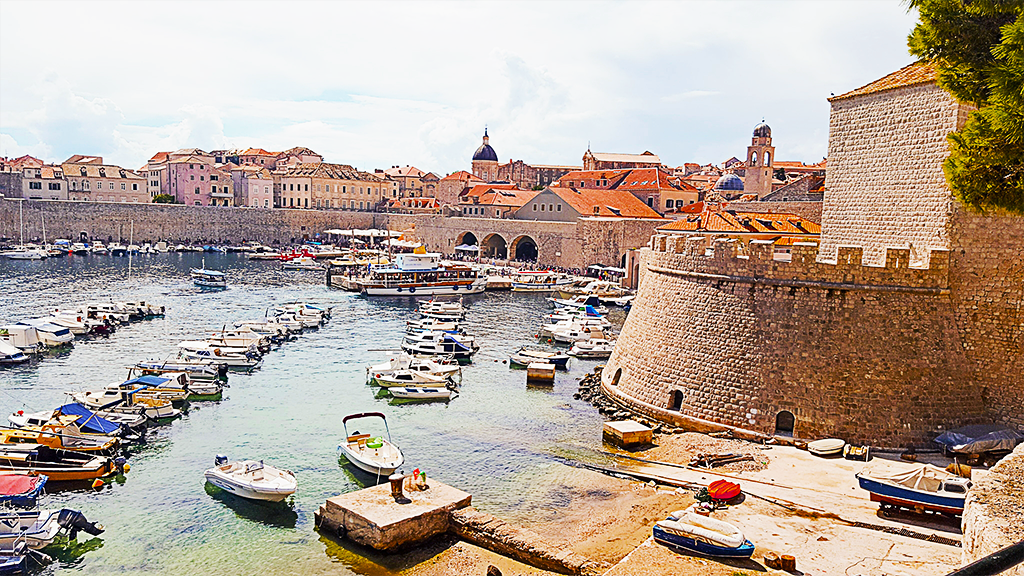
[454,244,480,251]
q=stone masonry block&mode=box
[791,242,819,265]
[836,245,864,267]
[885,247,911,270]
[927,248,950,271]
[685,236,708,256]
[749,239,774,262]
[713,238,737,260]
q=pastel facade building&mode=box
[63,156,147,203]
[582,150,660,171]
[232,166,275,208]
[165,154,234,206]
[279,163,386,210]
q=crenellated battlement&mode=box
[645,234,949,292]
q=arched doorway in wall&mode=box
[668,390,684,411]
[511,235,538,262]
[774,410,795,436]
[481,233,507,259]
[456,231,478,246]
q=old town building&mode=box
[436,170,484,206]
[496,159,580,191]
[231,166,275,208]
[582,150,661,171]
[457,184,539,218]
[279,162,386,210]
[514,186,662,222]
[162,153,234,206]
[63,156,148,203]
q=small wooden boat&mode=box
[0,474,46,508]
[389,387,456,401]
[0,418,120,455]
[372,369,453,388]
[509,347,570,368]
[808,438,846,456]
[367,353,461,381]
[0,508,103,550]
[401,333,478,361]
[0,444,117,482]
[204,456,296,502]
[856,465,970,516]
[707,480,741,501]
[653,509,754,558]
[338,412,404,477]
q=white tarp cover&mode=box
[861,464,951,493]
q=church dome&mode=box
[753,121,771,138]
[472,128,498,162]
[713,173,745,191]
[473,143,497,162]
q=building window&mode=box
[28,182,42,190]
[194,201,200,206]
[190,164,194,169]
[304,184,308,192]
[290,198,294,207]
[121,183,126,190]
[109,182,114,190]
[666,199,674,208]
[48,182,61,190]
[200,176,205,181]
[195,187,200,194]
[191,175,195,181]
[304,198,308,208]
[264,199,269,208]
[132,183,138,190]
[210,175,218,181]
[557,204,561,211]
[264,186,269,193]
[540,204,545,211]
[533,204,537,211]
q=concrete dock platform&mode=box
[316,480,472,551]
[602,420,653,448]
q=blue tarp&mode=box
[55,403,122,435]
[123,375,170,387]
[934,424,1024,453]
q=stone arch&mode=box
[774,410,795,436]
[668,390,684,411]
[456,231,478,246]
[510,235,538,262]
[764,151,771,166]
[481,233,507,259]
[750,151,758,166]
[610,367,622,386]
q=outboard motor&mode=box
[113,456,127,473]
[215,454,229,466]
[57,509,105,539]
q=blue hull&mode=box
[0,555,26,574]
[856,475,964,514]
[653,525,755,558]
[0,476,46,509]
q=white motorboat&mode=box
[71,386,181,423]
[83,302,130,324]
[90,242,108,255]
[15,319,74,348]
[417,298,465,315]
[204,456,296,502]
[509,347,570,368]
[0,325,46,354]
[372,369,453,388]
[178,341,262,368]
[542,311,610,329]
[43,314,89,335]
[0,509,104,550]
[127,244,141,254]
[192,266,227,289]
[273,303,329,326]
[389,387,456,401]
[204,328,271,352]
[282,256,324,271]
[338,412,404,477]
[405,328,475,347]
[70,243,89,256]
[367,352,462,380]
[549,294,608,314]
[548,324,609,345]
[155,242,169,253]
[234,320,295,337]
[268,314,304,332]
[568,338,616,359]
[406,318,461,333]
[108,243,127,256]
[401,332,478,360]
[3,246,47,260]
[510,271,574,292]
[0,340,29,364]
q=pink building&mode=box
[232,166,274,208]
[166,154,234,206]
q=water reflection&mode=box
[203,483,298,528]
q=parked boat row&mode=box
[1,301,166,365]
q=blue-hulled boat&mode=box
[0,475,47,508]
[652,510,755,559]
[856,465,970,515]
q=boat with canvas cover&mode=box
[191,259,227,289]
[338,412,404,477]
[55,403,144,431]
[652,508,754,558]
[0,475,46,508]
[406,318,461,333]
[13,319,74,348]
[509,347,570,368]
[0,444,117,482]
[568,338,616,359]
[808,438,846,456]
[548,294,608,314]
[401,332,478,361]
[0,341,28,365]
[42,313,89,335]
[0,508,103,550]
[8,406,125,438]
[135,359,229,382]
[204,456,296,502]
[0,326,45,354]
[366,352,461,380]
[178,341,262,368]
[856,464,970,515]
[0,417,120,455]
[359,250,486,296]
[389,387,456,401]
[71,386,181,424]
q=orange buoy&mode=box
[123,464,131,473]
[92,479,104,489]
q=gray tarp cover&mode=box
[933,424,1024,453]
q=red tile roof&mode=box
[463,188,540,208]
[148,152,169,163]
[442,170,478,181]
[658,202,821,236]
[241,148,274,156]
[549,187,663,219]
[462,183,519,199]
[830,63,937,101]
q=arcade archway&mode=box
[456,231,478,246]
[481,233,507,259]
[510,235,538,262]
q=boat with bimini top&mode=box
[358,249,486,296]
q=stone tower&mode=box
[472,128,499,182]
[744,121,775,199]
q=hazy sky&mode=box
[0,1,919,174]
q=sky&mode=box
[0,1,920,174]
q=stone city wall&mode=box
[820,81,972,267]
[602,235,986,447]
[961,443,1024,575]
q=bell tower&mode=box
[745,121,775,199]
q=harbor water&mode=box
[0,253,619,575]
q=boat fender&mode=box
[214,348,222,356]
[409,287,416,293]
[367,437,384,449]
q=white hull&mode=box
[204,461,296,502]
[389,387,455,400]
[340,444,404,476]
[363,282,485,296]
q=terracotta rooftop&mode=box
[442,170,479,181]
[830,63,937,101]
[462,183,519,198]
[281,162,379,181]
[548,187,663,219]
[384,165,426,178]
[462,187,540,208]
[241,148,275,156]
[586,151,661,164]
[658,202,820,236]
[148,152,169,164]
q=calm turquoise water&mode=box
[0,253,619,575]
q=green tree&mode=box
[908,0,1024,213]
[152,194,177,204]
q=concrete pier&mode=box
[315,480,471,551]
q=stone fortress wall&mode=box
[603,67,1024,446]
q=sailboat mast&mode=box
[128,220,134,282]
[19,201,24,245]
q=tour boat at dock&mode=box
[358,250,486,296]
[511,271,574,292]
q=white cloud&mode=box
[0,1,919,172]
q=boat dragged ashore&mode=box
[338,412,404,477]
[652,508,755,559]
[358,250,486,296]
[856,464,970,516]
[204,455,296,502]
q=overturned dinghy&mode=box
[653,509,755,558]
